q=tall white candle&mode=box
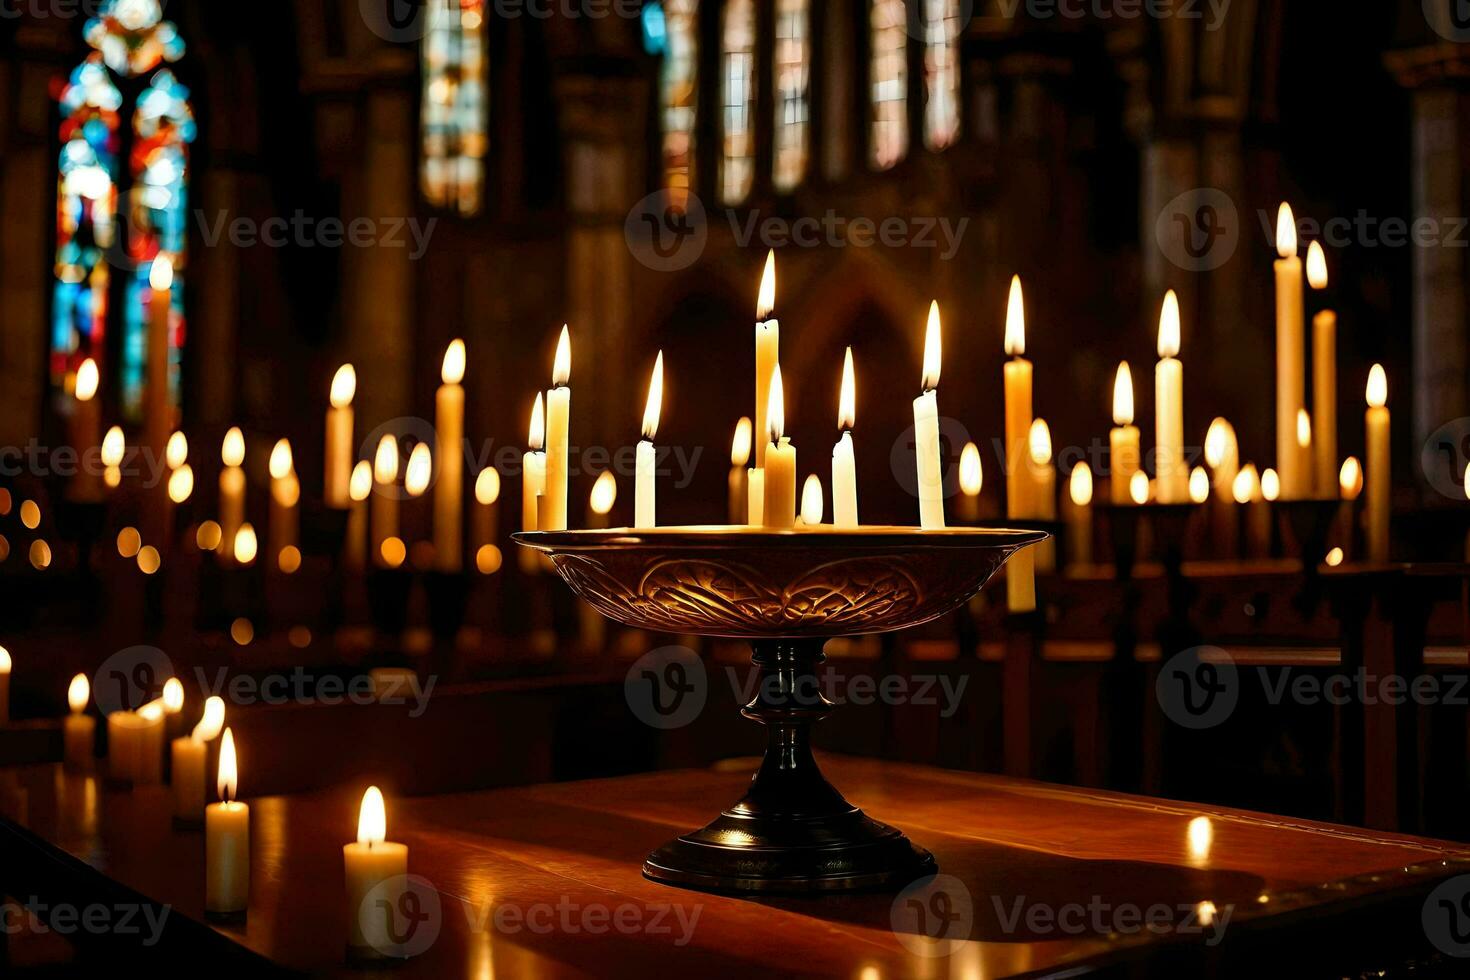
[143,258,174,544]
[914,301,945,530]
[544,327,571,531]
[1307,242,1337,499]
[172,696,224,825]
[0,647,9,727]
[1066,463,1093,566]
[64,673,95,771]
[1275,203,1307,500]
[206,728,250,916]
[520,395,546,573]
[1004,277,1034,519]
[729,419,752,524]
[269,439,299,570]
[1365,365,1390,562]
[636,353,663,530]
[1154,291,1187,503]
[346,461,372,571]
[800,475,824,526]
[325,365,356,508]
[371,435,400,566]
[435,340,466,568]
[833,347,858,528]
[219,427,246,563]
[1029,420,1056,572]
[755,251,779,469]
[763,366,797,528]
[1111,363,1140,505]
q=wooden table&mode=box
[2,755,1468,978]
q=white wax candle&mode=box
[173,696,224,824]
[68,359,104,503]
[1004,278,1035,519]
[0,647,9,727]
[372,435,400,567]
[346,461,372,571]
[436,340,467,567]
[1066,463,1094,566]
[762,365,796,528]
[135,700,165,786]
[269,440,299,567]
[1029,420,1056,572]
[544,328,571,532]
[636,352,664,530]
[64,675,94,771]
[143,259,173,532]
[729,418,752,524]
[755,251,778,468]
[1154,291,1187,503]
[915,302,945,529]
[1275,204,1307,500]
[747,469,765,526]
[1365,365,1390,562]
[521,394,546,535]
[219,427,246,563]
[206,729,250,915]
[345,786,411,958]
[833,347,858,528]
[1111,362,1140,504]
[325,365,356,508]
[106,711,145,783]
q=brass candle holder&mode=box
[516,525,1045,894]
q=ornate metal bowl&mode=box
[513,525,1046,639]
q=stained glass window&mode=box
[721,0,756,204]
[772,0,810,192]
[661,0,699,210]
[870,0,909,170]
[923,0,960,150]
[421,0,487,216]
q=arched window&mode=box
[422,0,487,216]
[923,0,960,150]
[53,0,192,418]
[661,0,699,210]
[772,0,810,192]
[720,0,756,204]
[870,0,908,170]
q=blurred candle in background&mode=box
[219,427,246,563]
[1337,456,1362,560]
[372,435,400,567]
[1275,204,1307,500]
[68,358,103,502]
[172,696,224,825]
[269,439,299,571]
[581,471,618,650]
[143,258,174,540]
[1189,466,1210,504]
[958,442,983,522]
[544,328,570,532]
[1110,363,1140,504]
[1029,420,1056,571]
[1004,277,1034,519]
[636,353,664,530]
[800,475,825,527]
[0,648,10,727]
[325,365,356,508]
[346,461,372,571]
[1307,242,1338,499]
[436,340,467,568]
[101,425,124,490]
[833,348,858,528]
[763,365,797,529]
[914,302,945,530]
[1234,464,1270,559]
[1205,418,1239,557]
[520,395,546,573]
[64,673,95,771]
[1065,462,1093,567]
[473,468,501,572]
[729,418,752,525]
[1296,410,1313,497]
[1365,365,1390,562]
[135,699,165,786]
[162,677,185,742]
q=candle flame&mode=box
[75,358,99,402]
[800,474,824,526]
[1188,816,1213,862]
[960,442,983,497]
[1233,464,1260,504]
[1028,419,1051,465]
[222,427,245,468]
[101,426,125,467]
[642,352,665,441]
[1004,275,1025,357]
[1112,362,1134,427]
[269,439,294,480]
[150,255,174,292]
[192,696,225,742]
[163,677,184,714]
[405,443,432,497]
[1465,463,1470,502]
[330,364,357,409]
[358,786,387,846]
[1296,409,1312,450]
[68,673,89,714]
[438,338,465,386]
[1129,470,1150,505]
[137,698,165,723]
[0,647,9,673]
[168,464,194,504]
[757,250,776,320]
[475,467,501,506]
[1189,466,1210,504]
[350,460,373,502]
[1366,364,1387,408]
[552,326,570,387]
[921,302,943,391]
[1204,418,1235,469]
[766,363,785,443]
[528,393,545,451]
[1070,462,1093,507]
[1326,546,1344,566]
[731,418,753,467]
[839,347,856,431]
[1340,456,1363,500]
[166,431,188,469]
[235,524,258,565]
[1261,468,1281,502]
[1306,241,1328,289]
[590,470,617,515]
[1276,202,1297,259]
[374,436,400,486]
[217,728,238,802]
[1158,290,1181,359]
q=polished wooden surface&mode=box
[3,755,1469,977]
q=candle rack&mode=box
[516,525,1045,893]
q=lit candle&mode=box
[833,347,859,528]
[755,250,779,469]
[168,464,194,508]
[162,677,185,742]
[1365,364,1390,561]
[1235,464,1270,559]
[636,352,664,530]
[1189,466,1210,504]
[1131,470,1152,506]
[729,418,752,524]
[763,365,797,528]
[1275,203,1307,499]
[106,710,145,783]
[171,696,224,826]
[914,301,946,530]
[1338,456,1362,559]
[433,340,467,569]
[800,475,825,526]
[1110,362,1140,504]
[269,439,299,571]
[143,257,174,524]
[1204,418,1239,557]
[166,431,188,471]
[206,728,250,917]
[344,786,410,960]
[543,328,571,533]
[346,461,372,571]
[582,472,617,648]
[958,442,983,522]
[472,468,500,565]
[1155,291,1187,503]
[1066,463,1093,566]
[1004,276,1034,519]
[101,425,124,490]
[68,358,103,502]
[1296,409,1312,497]
[325,365,356,509]
[219,427,246,563]
[0,647,8,726]
[405,443,432,501]
[1029,420,1056,572]
[747,470,765,526]
[372,435,400,567]
[1307,242,1337,499]
[64,673,95,771]
[520,395,545,573]
[135,698,165,786]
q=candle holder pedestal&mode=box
[516,526,1044,893]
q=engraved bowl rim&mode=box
[514,524,1048,554]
